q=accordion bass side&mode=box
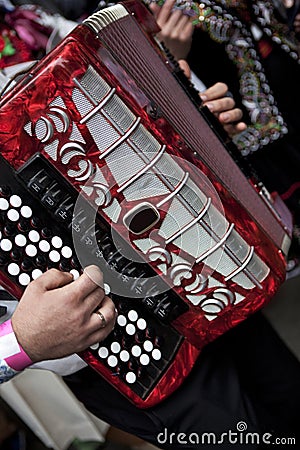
[0,1,292,407]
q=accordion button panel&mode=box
[0,152,187,401]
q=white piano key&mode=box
[90,342,99,351]
[1,239,12,252]
[7,209,19,222]
[39,240,51,253]
[25,244,38,258]
[28,230,40,243]
[117,315,127,327]
[61,246,73,259]
[32,269,43,280]
[125,372,137,384]
[19,273,31,286]
[107,355,118,367]
[98,346,109,359]
[0,198,9,211]
[104,283,111,295]
[128,310,138,322]
[140,354,150,366]
[111,342,121,354]
[152,349,162,361]
[70,269,80,280]
[8,263,20,276]
[15,234,27,247]
[51,236,63,249]
[20,205,32,219]
[143,340,154,352]
[49,250,60,263]
[9,195,22,208]
[126,324,136,336]
[137,318,147,330]
[120,350,130,362]
[131,345,142,358]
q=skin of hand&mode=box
[294,13,300,34]
[149,0,193,60]
[178,59,191,78]
[11,265,117,363]
[199,82,247,137]
[149,0,245,137]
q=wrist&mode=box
[0,320,33,371]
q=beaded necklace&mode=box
[192,0,289,154]
[234,0,299,60]
[144,0,300,154]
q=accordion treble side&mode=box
[0,1,291,407]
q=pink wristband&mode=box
[0,320,32,371]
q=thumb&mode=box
[63,265,104,300]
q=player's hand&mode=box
[294,13,300,35]
[11,266,117,362]
[149,0,193,60]
[200,82,247,137]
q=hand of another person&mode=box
[294,13,300,35]
[149,0,194,60]
[200,82,247,137]
[11,266,117,363]
[178,59,191,78]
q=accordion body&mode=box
[0,1,291,407]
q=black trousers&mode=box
[64,313,300,449]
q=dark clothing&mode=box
[64,313,300,449]
[188,9,300,257]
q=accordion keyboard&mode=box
[0,153,184,399]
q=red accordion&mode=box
[0,1,292,407]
